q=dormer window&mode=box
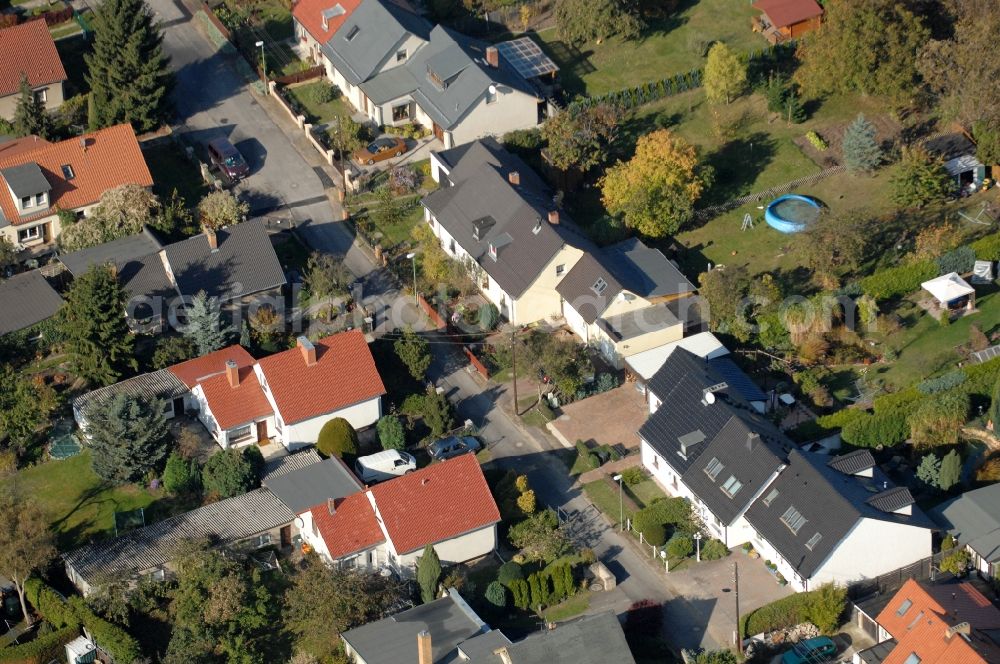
[592,277,608,295]
[488,243,497,261]
[61,164,75,180]
[345,25,359,41]
[21,195,32,209]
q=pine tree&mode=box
[12,76,54,139]
[916,453,941,487]
[183,290,234,355]
[59,265,136,386]
[785,87,806,124]
[417,544,442,604]
[85,0,173,132]
[842,113,883,173]
[239,320,251,348]
[84,392,170,485]
[937,450,962,491]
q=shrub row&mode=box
[937,246,976,275]
[740,584,846,637]
[507,563,577,610]
[859,260,937,300]
[917,369,967,395]
[970,232,1000,261]
[0,625,81,664]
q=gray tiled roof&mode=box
[58,228,162,277]
[826,449,876,476]
[554,252,624,324]
[163,220,286,301]
[744,449,935,579]
[262,456,362,513]
[422,139,590,298]
[485,612,636,664]
[1,162,50,198]
[930,483,1000,564]
[320,0,432,85]
[706,357,768,403]
[0,269,63,335]
[261,448,322,481]
[64,488,295,585]
[866,486,916,513]
[73,368,188,416]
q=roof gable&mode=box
[0,269,63,335]
[293,0,362,44]
[0,20,67,96]
[198,366,273,430]
[308,491,385,559]
[167,344,256,388]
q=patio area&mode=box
[548,384,647,451]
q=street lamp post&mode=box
[612,474,623,531]
[406,252,417,305]
[255,40,268,94]
[694,532,703,562]
[660,550,668,573]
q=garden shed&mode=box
[921,272,975,312]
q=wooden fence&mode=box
[464,345,490,379]
[272,66,325,85]
[417,294,447,330]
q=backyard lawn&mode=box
[285,81,352,125]
[533,0,761,97]
[1,452,165,550]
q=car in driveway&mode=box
[780,636,837,664]
[353,136,407,165]
[355,450,416,483]
[207,137,250,180]
[427,435,481,461]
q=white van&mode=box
[354,450,416,484]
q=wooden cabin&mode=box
[751,0,823,44]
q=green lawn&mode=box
[50,12,91,40]
[627,478,667,506]
[2,452,165,550]
[143,141,210,211]
[542,591,592,622]
[533,0,761,97]
[285,81,352,125]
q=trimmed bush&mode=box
[860,260,937,300]
[740,583,846,636]
[700,539,729,561]
[971,233,1000,261]
[918,370,967,395]
[317,417,359,459]
[937,246,975,275]
[509,578,530,610]
[574,440,600,471]
[66,597,141,663]
[497,561,524,586]
[666,534,694,559]
[485,581,507,608]
[633,508,667,546]
[789,408,867,442]
[620,466,646,486]
[644,496,693,526]
[806,131,828,151]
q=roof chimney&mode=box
[204,226,218,251]
[945,622,971,639]
[548,210,559,225]
[485,46,499,68]
[225,360,239,388]
[327,497,336,515]
[297,336,317,366]
[747,431,760,452]
[508,170,520,186]
[80,137,87,152]
[493,647,513,664]
[417,630,432,664]
[421,477,430,486]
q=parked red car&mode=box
[353,136,407,165]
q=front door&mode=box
[433,122,444,142]
[256,420,268,444]
[280,525,291,548]
[172,397,184,418]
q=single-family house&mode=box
[853,579,1000,664]
[300,454,500,574]
[639,349,934,591]
[930,483,1000,577]
[751,0,823,44]
[293,0,548,148]
[0,124,153,256]
[555,238,697,368]
[0,269,64,336]
[0,20,67,119]
[423,138,591,324]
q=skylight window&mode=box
[780,505,807,534]
[762,488,779,506]
[896,599,913,616]
[61,164,75,180]
[721,475,743,498]
[592,277,608,295]
[805,532,822,550]
[704,457,724,481]
[345,25,360,41]
[902,653,920,664]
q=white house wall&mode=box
[394,524,498,574]
[283,396,382,449]
[809,518,931,590]
[509,244,584,325]
[562,299,589,343]
[372,33,426,78]
[447,88,539,146]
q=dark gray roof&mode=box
[1,162,51,198]
[63,488,295,585]
[0,269,63,335]
[744,449,935,579]
[422,139,589,298]
[163,220,286,301]
[73,368,188,416]
[262,448,323,481]
[486,612,636,664]
[707,357,768,403]
[320,0,431,85]
[856,639,896,664]
[342,589,488,664]
[118,251,175,305]
[866,486,915,513]
[554,252,624,324]
[262,456,362,513]
[827,449,876,476]
[58,228,162,276]
[454,630,511,662]
[930,483,1000,564]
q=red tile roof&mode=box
[293,0,362,44]
[876,579,1000,664]
[0,20,67,97]
[168,344,256,388]
[308,492,385,559]
[197,366,273,430]
[256,330,385,425]
[0,124,153,226]
[752,0,822,29]
[0,136,51,160]
[369,455,500,555]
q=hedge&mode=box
[970,232,1000,261]
[937,246,975,275]
[788,408,867,442]
[740,590,813,637]
[860,260,937,300]
[0,625,80,664]
[23,579,77,629]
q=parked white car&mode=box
[354,450,416,483]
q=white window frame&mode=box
[20,195,32,209]
[704,457,724,481]
[34,88,46,104]
[229,423,253,442]
[720,475,742,498]
[35,193,45,207]
[257,532,272,548]
[17,225,41,242]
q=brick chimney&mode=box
[507,170,520,186]
[417,630,432,664]
[225,360,239,388]
[297,336,317,366]
[945,622,971,639]
[204,226,218,251]
[493,647,513,664]
[327,497,336,515]
[485,46,499,68]
[548,210,559,225]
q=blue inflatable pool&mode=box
[765,194,821,233]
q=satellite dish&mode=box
[488,84,497,95]
[705,392,716,404]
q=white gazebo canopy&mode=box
[921,272,975,305]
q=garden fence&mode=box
[694,164,846,221]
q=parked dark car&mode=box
[353,136,407,165]
[780,636,837,664]
[427,435,481,461]
[208,137,250,180]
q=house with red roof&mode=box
[0,123,153,256]
[0,20,67,119]
[854,579,1000,664]
[751,0,822,44]
[299,454,500,574]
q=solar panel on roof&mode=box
[496,37,558,80]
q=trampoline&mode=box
[765,194,821,233]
